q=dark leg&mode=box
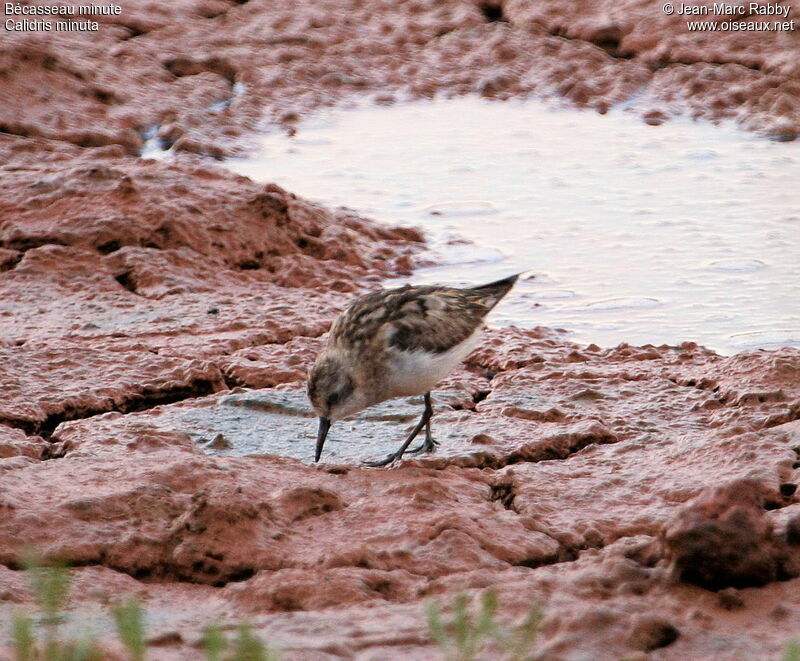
[364,392,434,467]
[409,392,438,455]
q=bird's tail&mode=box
[468,272,523,310]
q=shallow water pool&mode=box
[225,97,799,355]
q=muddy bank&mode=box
[6,132,800,654]
[2,190,800,657]
[2,0,799,159]
[1,307,800,658]
[0,135,421,438]
[2,0,800,659]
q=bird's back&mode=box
[329,273,520,355]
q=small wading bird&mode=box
[307,273,520,466]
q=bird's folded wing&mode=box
[329,286,489,354]
[387,303,483,353]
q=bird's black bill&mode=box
[315,417,331,462]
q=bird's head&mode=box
[307,351,367,461]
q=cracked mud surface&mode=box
[2,1,800,659]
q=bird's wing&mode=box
[330,285,489,355]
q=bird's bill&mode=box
[315,417,332,462]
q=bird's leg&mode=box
[409,392,438,454]
[364,393,433,467]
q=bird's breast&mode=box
[383,327,483,397]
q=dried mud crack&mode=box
[38,378,224,440]
[1,0,799,658]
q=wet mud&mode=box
[2,1,800,659]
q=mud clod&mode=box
[627,614,680,651]
[662,479,799,590]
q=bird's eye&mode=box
[327,392,340,408]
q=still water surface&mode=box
[225,97,800,355]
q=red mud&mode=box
[1,0,799,158]
[2,1,800,659]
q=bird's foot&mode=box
[363,451,405,468]
[408,436,438,455]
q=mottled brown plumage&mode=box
[308,273,520,465]
[329,285,489,353]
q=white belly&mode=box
[386,327,483,397]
